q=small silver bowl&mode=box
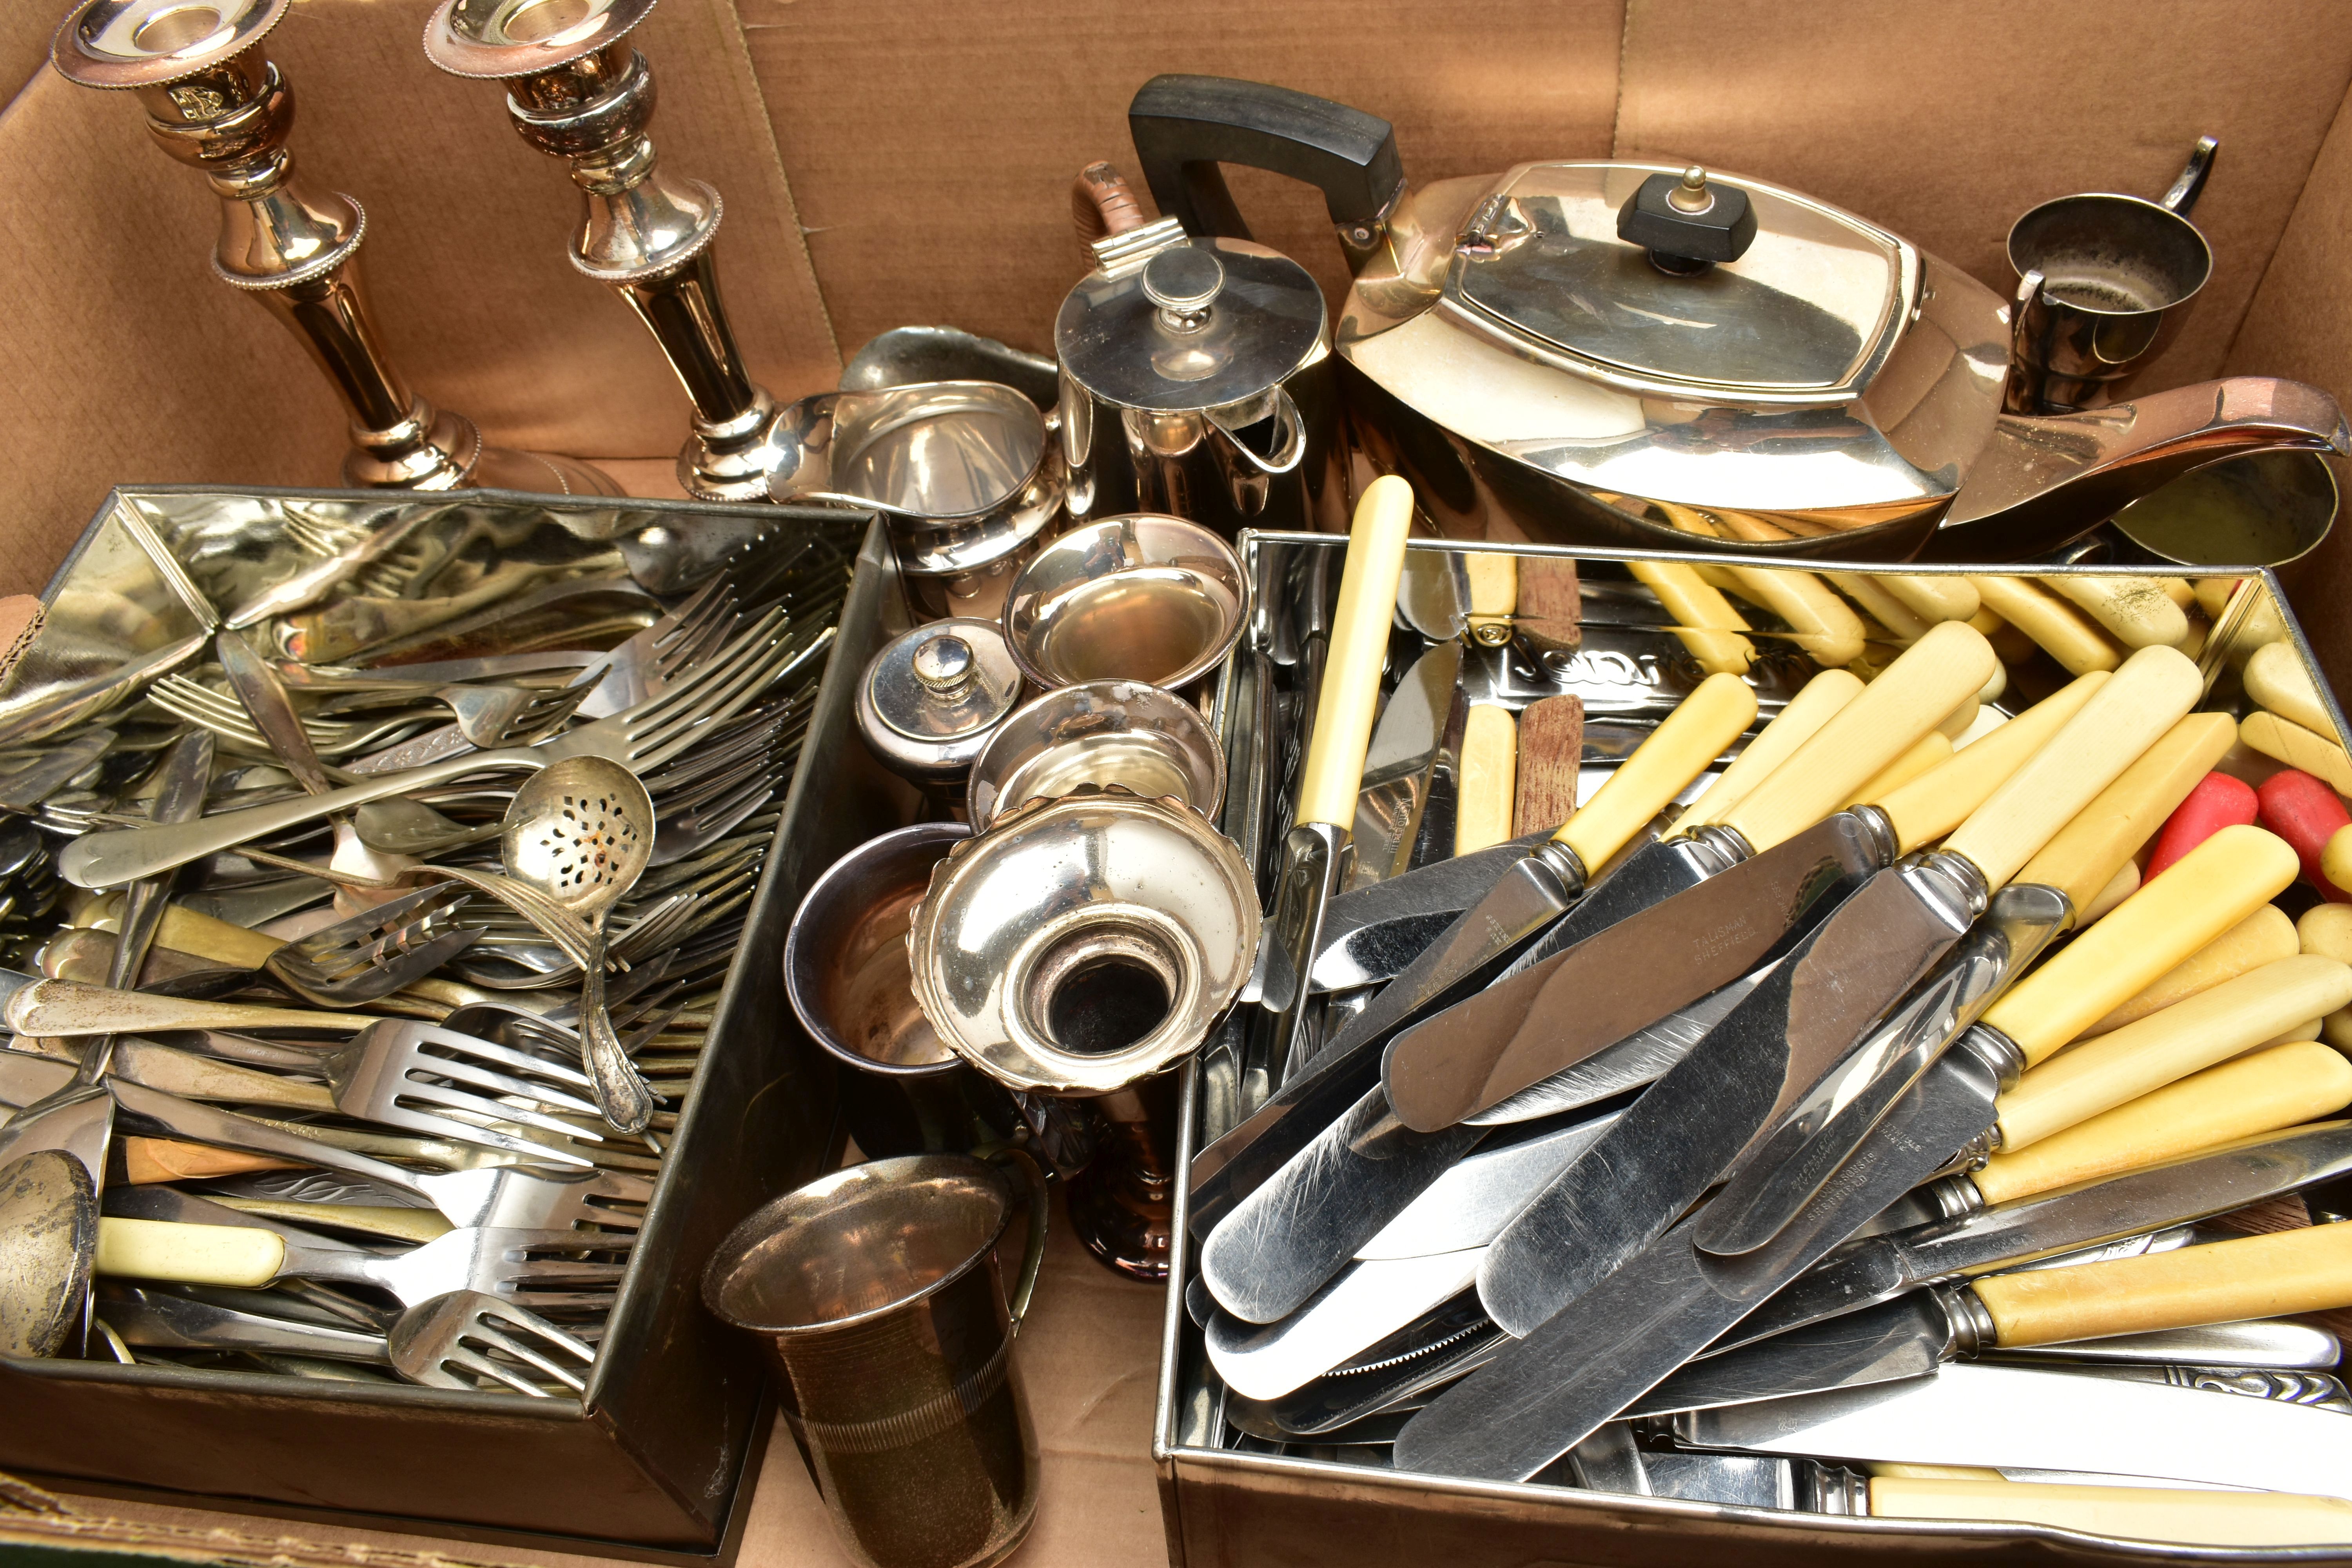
[1001,515,1247,690]
[908,788,1259,1097]
[967,681,1225,829]
[785,822,972,1078]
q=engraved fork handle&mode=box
[61,743,551,889]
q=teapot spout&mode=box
[1927,377,2349,562]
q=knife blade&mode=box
[1229,1290,1505,1439]
[1354,1108,1625,1260]
[1677,1361,2352,1501]
[1252,477,1414,1085]
[1716,1118,2352,1353]
[1309,833,1546,993]
[1347,640,1465,891]
[1392,1033,2018,1481]
[1187,669,1758,1241]
[1463,970,1771,1127]
[1388,653,2092,1135]
[1476,649,2198,1332]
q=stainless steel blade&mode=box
[1384,814,1884,1134]
[1715,1118,2352,1352]
[1356,1110,1625,1260]
[1348,641,1465,891]
[1465,969,1770,1127]
[1477,858,1977,1337]
[1677,1362,2352,1500]
[1207,1250,1483,1400]
[1629,1293,1956,1415]
[1390,1042,2006,1482]
[1254,820,1346,1087]
[1696,883,2071,1256]
[1234,1292,1505,1438]
[1311,833,1546,993]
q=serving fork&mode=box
[64,612,835,889]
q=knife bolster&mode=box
[1844,805,1902,869]
[1916,849,1994,926]
[1525,838,1589,900]
[1933,1281,1998,1355]
[1678,821,1757,873]
[1955,1022,2027,1092]
[1919,1170,1989,1221]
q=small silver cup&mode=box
[2005,136,2217,413]
[703,1150,1049,1568]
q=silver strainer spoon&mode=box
[502,757,657,1133]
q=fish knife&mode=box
[1475,648,2200,1336]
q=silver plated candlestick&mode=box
[51,0,622,497]
[424,0,794,503]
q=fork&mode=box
[209,1164,652,1234]
[390,1290,599,1395]
[64,610,834,889]
[95,1214,633,1310]
[263,883,482,1006]
[149,677,437,762]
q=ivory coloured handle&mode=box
[213,1197,452,1245]
[2243,710,2352,797]
[1628,561,1753,675]
[1972,576,2123,675]
[1942,645,2201,892]
[1554,671,1753,872]
[2012,711,2238,913]
[1996,954,2352,1150]
[1844,733,1951,808]
[1972,1040,2352,1205]
[1296,475,1414,828]
[1980,823,2301,1067]
[2247,640,2335,737]
[2087,904,2299,1036]
[80,899,284,967]
[1722,621,1996,854]
[95,1216,286,1289]
[1867,1476,2352,1547]
[1875,672,2105,854]
[1976,1217,2352,1348]
[1463,552,1516,645]
[1723,566,1866,666]
[1676,669,1862,830]
[1835,575,1929,641]
[1875,575,1980,625]
[1455,706,1517,856]
[2043,575,2190,650]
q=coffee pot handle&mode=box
[2163,135,2220,218]
[984,1144,1052,1328]
[1129,75,1403,249]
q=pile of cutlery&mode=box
[0,512,856,1394]
[1192,548,2352,1520]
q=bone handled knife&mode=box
[1693,708,2246,1254]
[1254,475,1414,1085]
[1630,1221,2352,1415]
[1476,645,2202,1338]
[1385,634,2071,1137]
[1716,1118,2352,1352]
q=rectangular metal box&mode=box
[0,486,921,1563]
[1161,534,2352,1568]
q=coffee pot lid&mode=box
[1056,218,1327,413]
[1444,162,1920,406]
[857,618,1024,782]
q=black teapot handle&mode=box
[1129,75,1403,242]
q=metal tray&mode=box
[1159,532,2352,1567]
[0,486,923,1563]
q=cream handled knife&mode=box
[1254,475,1414,1084]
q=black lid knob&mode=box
[1617,167,1757,276]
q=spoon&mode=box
[501,757,657,1133]
[0,1150,97,1357]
